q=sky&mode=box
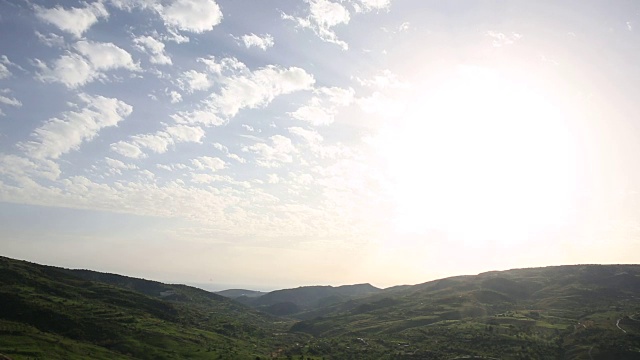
[1,0,640,291]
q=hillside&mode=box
[237,283,382,316]
[0,256,301,359]
[216,289,266,299]
[289,265,640,359]
[2,257,640,359]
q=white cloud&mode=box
[19,94,133,160]
[168,90,182,103]
[180,70,212,92]
[0,64,9,79]
[35,41,139,88]
[0,95,22,107]
[74,40,139,71]
[242,124,255,132]
[213,142,246,163]
[267,173,280,184]
[289,126,323,145]
[357,69,408,89]
[170,109,225,126]
[243,135,298,167]
[111,125,204,158]
[134,36,172,65]
[486,31,522,47]
[289,86,353,126]
[191,156,225,171]
[165,124,205,142]
[353,0,392,12]
[0,154,61,181]
[34,2,109,38]
[627,21,633,31]
[105,157,138,175]
[240,33,274,50]
[35,31,66,47]
[210,64,315,118]
[159,0,223,33]
[110,141,145,158]
[34,53,95,88]
[282,0,351,50]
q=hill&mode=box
[2,257,640,359]
[216,289,266,299]
[289,265,640,359]
[0,256,301,359]
[237,283,382,316]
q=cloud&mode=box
[210,64,315,118]
[191,156,225,171]
[240,33,274,50]
[165,124,206,142]
[35,31,66,47]
[170,57,314,125]
[0,63,10,79]
[159,0,223,33]
[105,157,138,175]
[111,125,205,158]
[289,126,323,145]
[34,53,95,88]
[170,110,225,126]
[0,90,22,116]
[289,86,354,126]
[486,31,522,47]
[0,154,61,181]
[282,0,351,50]
[353,0,392,12]
[179,70,212,92]
[168,90,182,103]
[35,41,139,88]
[243,135,298,167]
[75,40,139,71]
[34,1,109,38]
[213,142,246,163]
[19,94,133,160]
[133,36,172,65]
[110,141,145,158]
[0,94,22,108]
[356,69,408,89]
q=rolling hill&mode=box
[1,256,640,359]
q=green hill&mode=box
[2,256,640,359]
[0,256,301,359]
[238,283,382,316]
[289,265,640,359]
[216,289,266,299]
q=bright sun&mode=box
[379,65,578,243]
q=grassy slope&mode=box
[288,265,640,359]
[3,256,640,360]
[0,256,300,359]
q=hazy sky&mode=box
[1,0,640,290]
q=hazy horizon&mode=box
[1,0,640,288]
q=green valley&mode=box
[1,256,640,359]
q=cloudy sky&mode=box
[1,0,640,290]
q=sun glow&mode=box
[379,66,578,243]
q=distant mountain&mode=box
[239,283,382,316]
[216,289,266,298]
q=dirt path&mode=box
[616,318,627,334]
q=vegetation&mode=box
[1,256,640,359]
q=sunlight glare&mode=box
[379,66,578,243]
